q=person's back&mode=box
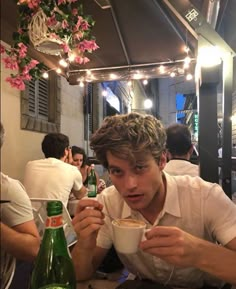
[0,122,40,289]
[164,123,199,177]
[24,133,85,207]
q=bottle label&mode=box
[87,184,96,197]
[45,215,63,229]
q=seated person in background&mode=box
[0,122,40,288]
[24,133,87,207]
[164,123,199,177]
[71,112,236,288]
[71,146,105,193]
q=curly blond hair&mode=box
[90,112,166,168]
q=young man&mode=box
[71,113,236,288]
[0,122,40,288]
[164,123,199,176]
[24,133,87,207]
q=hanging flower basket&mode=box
[28,8,65,55]
[0,0,99,90]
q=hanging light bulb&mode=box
[56,68,62,74]
[79,81,84,87]
[170,71,176,77]
[186,73,193,81]
[144,99,153,109]
[59,58,68,68]
[42,71,49,79]
[143,79,148,85]
[102,89,108,96]
[159,65,165,74]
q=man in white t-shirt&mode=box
[0,122,40,288]
[164,123,199,177]
[24,133,86,207]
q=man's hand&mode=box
[139,226,200,268]
[72,198,104,249]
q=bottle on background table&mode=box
[87,163,97,198]
[30,201,76,289]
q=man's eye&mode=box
[110,168,122,176]
[135,165,146,172]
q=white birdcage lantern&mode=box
[28,9,67,55]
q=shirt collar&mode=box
[163,172,181,217]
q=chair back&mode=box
[30,198,77,247]
[1,253,16,289]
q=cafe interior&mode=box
[1,0,236,288]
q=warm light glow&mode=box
[231,114,236,124]
[186,73,193,80]
[143,79,148,85]
[184,56,191,64]
[197,46,222,67]
[170,72,176,77]
[59,58,68,68]
[110,73,118,79]
[42,71,49,79]
[133,72,143,79]
[183,62,190,69]
[102,89,108,96]
[79,81,84,87]
[184,46,190,53]
[86,70,92,75]
[144,99,153,109]
[127,80,132,87]
[56,68,62,74]
[68,53,76,62]
[159,65,165,73]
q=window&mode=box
[21,71,61,133]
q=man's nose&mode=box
[124,173,138,190]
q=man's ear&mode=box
[189,144,194,155]
[159,152,167,170]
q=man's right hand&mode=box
[72,198,104,249]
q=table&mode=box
[76,271,122,289]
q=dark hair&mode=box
[166,123,192,155]
[90,112,166,169]
[41,133,69,159]
[71,146,87,167]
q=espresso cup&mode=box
[112,218,146,254]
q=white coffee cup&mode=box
[112,218,146,254]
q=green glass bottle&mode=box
[30,201,76,289]
[87,164,97,198]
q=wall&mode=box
[1,62,85,182]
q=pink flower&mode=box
[62,19,69,29]
[58,0,67,5]
[18,43,28,58]
[73,31,84,40]
[6,76,26,90]
[2,56,19,70]
[0,44,5,54]
[72,8,78,16]
[74,55,90,64]
[47,14,57,27]
[81,20,89,31]
[28,59,39,69]
[28,0,41,9]
[61,43,70,53]
[78,40,99,52]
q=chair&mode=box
[30,198,77,247]
[1,253,16,289]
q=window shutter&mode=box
[38,78,48,119]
